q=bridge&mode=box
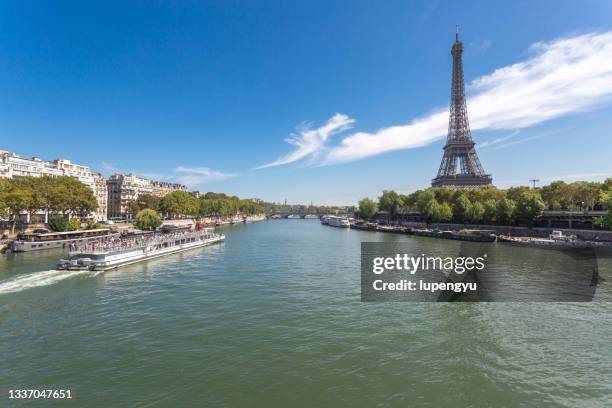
[267,211,352,219]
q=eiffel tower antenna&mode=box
[431,27,493,189]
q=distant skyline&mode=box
[1,1,611,205]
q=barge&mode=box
[411,228,497,242]
[11,228,118,252]
[350,222,379,232]
[497,230,603,250]
[57,228,224,271]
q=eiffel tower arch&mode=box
[431,27,493,189]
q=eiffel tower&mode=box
[431,27,492,189]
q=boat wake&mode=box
[0,269,98,296]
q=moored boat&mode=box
[411,228,497,242]
[57,228,224,271]
[350,221,378,231]
[323,216,350,228]
[497,230,601,250]
[11,228,118,252]
[376,225,409,234]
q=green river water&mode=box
[1,219,611,407]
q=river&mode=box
[1,219,611,407]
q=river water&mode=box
[1,219,611,407]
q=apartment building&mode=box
[107,173,186,219]
[0,150,108,221]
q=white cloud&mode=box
[172,166,237,185]
[100,161,120,173]
[265,31,612,167]
[478,130,520,149]
[255,113,355,169]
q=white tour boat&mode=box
[11,228,118,252]
[323,216,350,228]
[57,228,225,271]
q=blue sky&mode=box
[1,0,611,205]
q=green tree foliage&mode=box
[85,219,102,230]
[128,194,161,215]
[575,182,601,211]
[159,191,199,218]
[453,194,471,223]
[134,209,162,231]
[416,190,436,214]
[358,198,378,220]
[482,199,498,224]
[516,191,545,227]
[361,180,610,228]
[496,198,516,225]
[0,176,97,232]
[594,189,612,229]
[378,190,403,217]
[466,202,485,224]
[506,186,531,202]
[67,218,81,231]
[422,198,439,223]
[438,202,453,222]
[48,216,68,232]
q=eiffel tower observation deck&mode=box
[431,27,493,189]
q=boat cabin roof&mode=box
[23,228,111,237]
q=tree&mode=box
[506,186,531,202]
[134,209,162,231]
[3,190,33,232]
[576,182,601,211]
[159,191,199,218]
[516,191,545,227]
[422,198,440,223]
[468,187,504,203]
[496,198,516,225]
[466,202,485,224]
[128,194,161,215]
[48,216,68,232]
[594,190,612,230]
[437,202,453,222]
[358,198,378,220]
[483,199,498,224]
[67,218,81,231]
[453,194,471,223]
[540,180,567,210]
[416,190,436,214]
[378,190,403,219]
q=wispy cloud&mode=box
[478,130,520,149]
[255,113,355,169]
[100,161,120,173]
[468,39,492,56]
[261,31,612,167]
[115,166,237,187]
[172,166,237,185]
[324,31,612,165]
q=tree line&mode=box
[358,179,612,229]
[0,176,98,231]
[130,191,267,230]
[129,191,266,219]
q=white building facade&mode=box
[107,173,186,219]
[0,150,108,221]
